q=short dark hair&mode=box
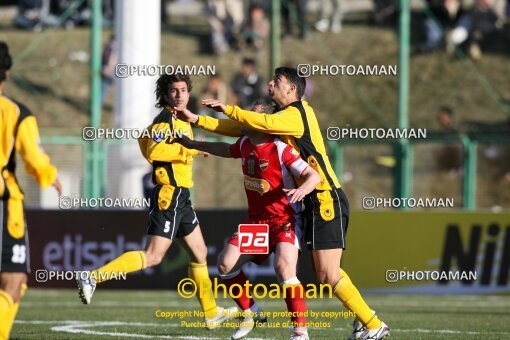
[274,67,306,99]
[155,74,193,108]
[438,106,453,117]
[251,100,275,114]
[0,41,13,83]
[242,57,256,67]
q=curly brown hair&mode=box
[0,41,13,83]
[155,74,193,108]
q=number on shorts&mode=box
[163,221,171,233]
[12,245,26,264]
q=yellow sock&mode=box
[0,290,13,316]
[333,268,382,330]
[91,251,147,283]
[0,284,26,340]
[188,262,218,319]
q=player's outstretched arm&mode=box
[173,105,243,138]
[175,135,233,158]
[283,167,321,204]
[16,111,61,195]
[201,99,304,136]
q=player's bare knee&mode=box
[20,273,28,285]
[274,260,294,280]
[1,281,22,302]
[217,260,234,275]
[197,244,208,263]
[318,271,340,286]
[315,270,329,285]
[189,244,207,264]
[144,250,165,267]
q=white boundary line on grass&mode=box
[17,320,510,337]
[16,320,270,340]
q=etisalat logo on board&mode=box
[40,234,155,274]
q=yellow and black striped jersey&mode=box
[139,107,198,188]
[196,100,340,191]
[0,95,58,200]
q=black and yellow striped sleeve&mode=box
[195,115,244,137]
[223,105,305,136]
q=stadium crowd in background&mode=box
[419,0,508,59]
[13,0,114,30]
[8,0,510,61]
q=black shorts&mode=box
[147,186,199,239]
[303,187,349,250]
[0,199,30,273]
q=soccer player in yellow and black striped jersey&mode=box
[76,74,236,329]
[176,67,390,339]
[0,41,62,340]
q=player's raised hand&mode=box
[201,99,226,112]
[173,106,198,124]
[283,188,306,204]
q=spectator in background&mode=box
[14,0,113,30]
[420,0,456,53]
[101,34,117,107]
[14,0,44,31]
[282,0,308,39]
[231,58,265,108]
[205,0,244,54]
[449,0,499,59]
[161,0,169,26]
[240,4,270,53]
[437,106,457,133]
[49,0,90,28]
[372,0,397,25]
[435,106,462,173]
[199,73,231,118]
[315,0,343,33]
[103,0,115,27]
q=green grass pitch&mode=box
[13,289,510,339]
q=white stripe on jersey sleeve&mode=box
[274,138,302,214]
[239,135,249,151]
[274,138,309,178]
[289,158,309,178]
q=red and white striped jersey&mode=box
[230,136,309,222]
